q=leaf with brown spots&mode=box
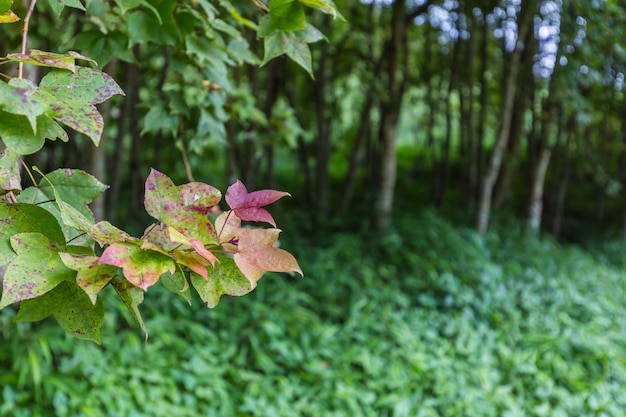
[144,169,220,245]
[99,241,176,291]
[14,280,104,344]
[0,232,75,308]
[35,67,125,145]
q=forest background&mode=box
[1,0,626,416]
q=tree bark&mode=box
[375,0,407,230]
[527,146,551,232]
[476,1,535,234]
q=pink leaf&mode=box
[233,228,303,287]
[100,242,175,291]
[225,180,290,226]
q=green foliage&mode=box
[2,213,626,415]
[0,0,328,343]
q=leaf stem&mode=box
[217,210,232,241]
[67,232,87,244]
[20,159,37,187]
[178,115,195,183]
[18,0,38,79]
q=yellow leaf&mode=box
[0,10,19,23]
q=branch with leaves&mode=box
[0,0,340,344]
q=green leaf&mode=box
[59,252,117,304]
[47,0,86,16]
[268,0,305,31]
[0,79,50,133]
[299,0,345,21]
[0,0,12,14]
[0,203,65,266]
[111,277,148,341]
[262,30,315,78]
[14,281,103,344]
[74,30,137,67]
[126,0,180,46]
[5,50,97,72]
[160,268,191,305]
[89,221,137,246]
[36,67,125,145]
[38,168,108,219]
[190,254,253,308]
[144,169,220,245]
[227,39,260,65]
[0,147,21,194]
[0,232,75,308]
[100,242,176,290]
[0,111,67,155]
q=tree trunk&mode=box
[375,0,406,230]
[550,115,574,239]
[338,95,373,216]
[315,17,331,217]
[476,1,535,234]
[527,146,551,232]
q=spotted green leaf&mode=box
[0,232,75,308]
[14,281,103,344]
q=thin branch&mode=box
[18,0,38,79]
[177,115,195,182]
[20,158,37,187]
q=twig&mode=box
[178,116,195,182]
[19,158,37,187]
[18,0,38,79]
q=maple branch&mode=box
[18,0,38,79]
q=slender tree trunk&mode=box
[476,1,534,234]
[527,146,551,232]
[550,115,573,238]
[315,16,331,216]
[375,0,406,230]
[471,20,489,212]
[338,96,373,216]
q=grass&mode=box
[1,211,626,416]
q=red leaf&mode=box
[233,228,302,287]
[225,180,290,227]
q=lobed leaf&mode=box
[111,278,148,341]
[36,67,125,145]
[47,0,86,16]
[6,50,97,72]
[190,254,253,308]
[0,79,50,133]
[0,111,67,154]
[225,180,290,227]
[100,242,176,290]
[0,203,65,266]
[160,268,191,305]
[38,168,108,219]
[144,169,219,245]
[0,147,21,194]
[0,232,75,308]
[59,252,117,304]
[233,228,303,287]
[14,281,103,344]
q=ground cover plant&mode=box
[1,211,625,417]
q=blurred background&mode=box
[1,0,626,416]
